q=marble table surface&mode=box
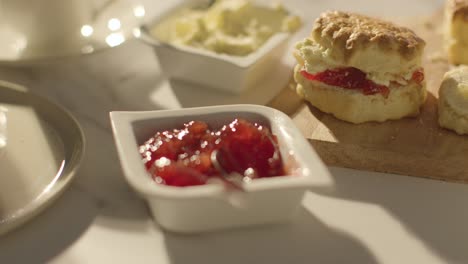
[2,0,468,263]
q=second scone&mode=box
[293,11,427,124]
[438,66,468,135]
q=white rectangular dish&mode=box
[137,0,295,94]
[110,105,329,233]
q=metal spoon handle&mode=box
[210,149,246,191]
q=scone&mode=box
[293,11,427,124]
[438,66,468,135]
[445,0,468,65]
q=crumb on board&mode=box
[423,20,434,30]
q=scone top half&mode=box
[294,11,426,89]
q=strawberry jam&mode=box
[412,69,425,84]
[139,119,285,187]
[301,67,390,97]
[300,67,425,98]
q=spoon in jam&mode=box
[210,149,252,208]
[210,149,250,191]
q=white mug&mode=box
[0,0,108,55]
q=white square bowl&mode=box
[110,105,330,233]
[137,0,295,94]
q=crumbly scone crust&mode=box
[311,11,425,62]
[438,99,468,135]
[438,66,468,135]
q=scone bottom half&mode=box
[293,11,427,124]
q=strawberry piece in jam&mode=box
[301,67,390,97]
[217,119,284,179]
[412,69,425,84]
[151,162,209,187]
[139,119,285,187]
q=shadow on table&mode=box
[312,167,468,263]
[68,114,150,224]
[0,188,96,263]
[168,60,292,108]
[164,207,378,264]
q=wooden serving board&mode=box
[268,11,468,183]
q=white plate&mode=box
[0,81,85,235]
